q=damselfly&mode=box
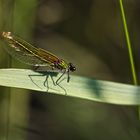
[0,32,76,83]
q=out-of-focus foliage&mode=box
[1,0,140,140]
[0,0,37,140]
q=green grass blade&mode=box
[119,0,137,85]
[0,68,140,105]
[119,0,140,118]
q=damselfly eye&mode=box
[69,63,76,72]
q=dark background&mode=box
[0,0,140,140]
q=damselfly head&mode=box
[68,63,76,72]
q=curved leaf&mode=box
[0,68,140,105]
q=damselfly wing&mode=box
[0,32,76,82]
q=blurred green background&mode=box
[0,0,140,140]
